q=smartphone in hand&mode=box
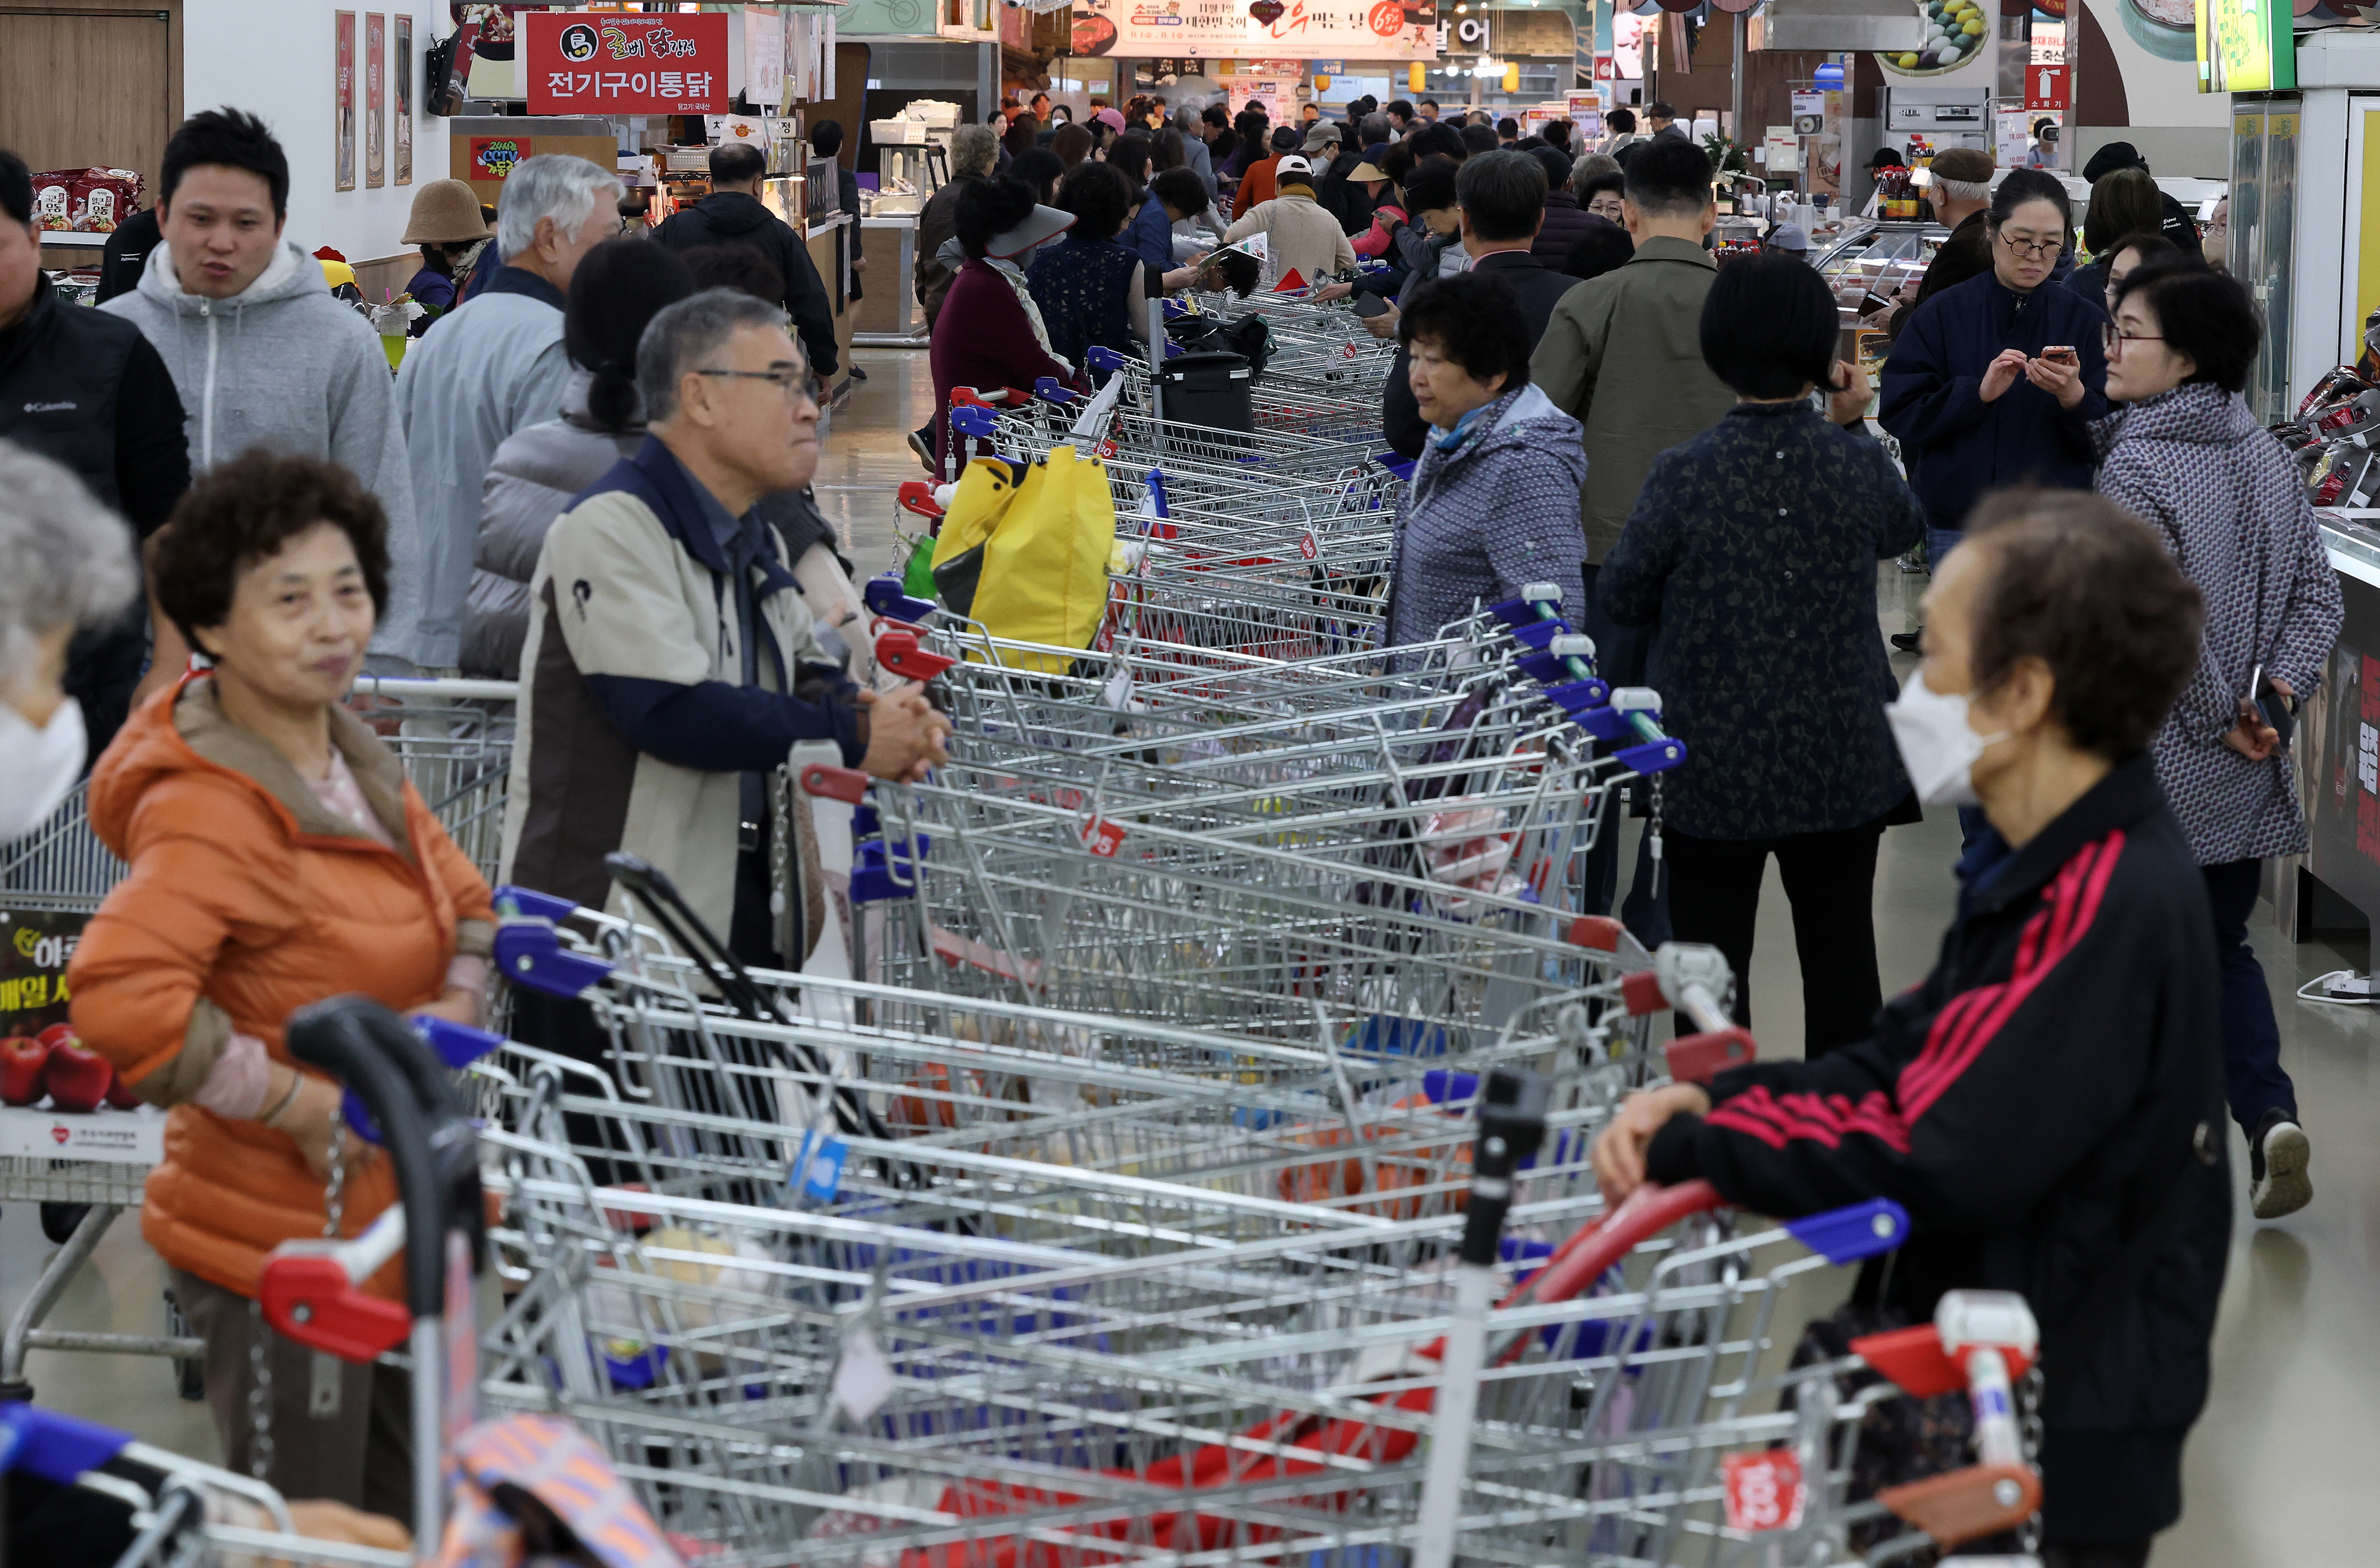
[2040,344,2079,368]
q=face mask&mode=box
[0,700,85,844]
[1885,671,2007,807]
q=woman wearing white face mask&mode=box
[2094,261,2341,1222]
[1593,492,2231,1565]
[0,442,141,843]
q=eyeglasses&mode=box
[1587,198,1625,218]
[2100,324,2165,359]
[695,366,823,403]
[1999,232,2062,260]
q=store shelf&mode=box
[35,231,109,249]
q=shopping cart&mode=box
[472,1038,2041,1568]
[482,853,1708,1226]
[343,674,518,883]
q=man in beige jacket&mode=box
[1221,157,1356,295]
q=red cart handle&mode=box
[799,763,870,805]
[257,1206,412,1363]
[876,626,957,681]
[897,481,945,520]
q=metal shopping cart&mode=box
[469,1040,2042,1568]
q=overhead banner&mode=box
[525,11,732,115]
[1068,0,1438,61]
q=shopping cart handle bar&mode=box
[1508,619,1573,653]
[1034,377,1079,405]
[1086,345,1129,373]
[876,626,957,681]
[1874,1463,2042,1548]
[258,1244,413,1364]
[894,481,945,521]
[492,916,615,999]
[1542,676,1612,715]
[1850,1323,2037,1401]
[1494,1179,1725,1331]
[1663,1026,1756,1084]
[1567,915,1624,952]
[949,405,998,439]
[1616,734,1688,775]
[493,884,577,925]
[865,575,937,624]
[1780,1198,1910,1265]
[0,1400,134,1485]
[800,763,870,805]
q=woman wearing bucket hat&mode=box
[399,178,493,331]
[928,178,1078,470]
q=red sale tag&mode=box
[1298,531,1320,561]
[1082,818,1127,858]
[1721,1451,1805,1532]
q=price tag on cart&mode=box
[1081,818,1128,858]
[1721,1450,1806,1532]
[1298,530,1320,562]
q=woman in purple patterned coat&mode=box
[2096,261,2343,1221]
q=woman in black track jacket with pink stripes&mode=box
[1593,490,2231,1564]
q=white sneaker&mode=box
[2250,1110,2312,1220]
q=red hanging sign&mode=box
[526,12,731,116]
[2025,65,2069,112]
[1081,818,1128,858]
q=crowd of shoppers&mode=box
[0,84,2347,1566]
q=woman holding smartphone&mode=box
[2096,261,2342,1220]
[1879,169,2111,582]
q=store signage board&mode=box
[525,11,732,115]
[471,136,533,181]
[1791,90,1824,118]
[1067,0,1437,61]
[2025,64,2068,111]
[2029,20,2064,65]
[2197,0,2294,93]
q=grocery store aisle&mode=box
[2,355,2375,1563]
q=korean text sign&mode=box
[527,11,731,116]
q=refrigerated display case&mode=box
[1811,219,1952,345]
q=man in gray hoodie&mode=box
[101,108,421,668]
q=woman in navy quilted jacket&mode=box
[2097,261,2342,1220]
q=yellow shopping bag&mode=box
[931,446,1116,673]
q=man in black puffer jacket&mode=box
[1595,492,2229,1564]
[655,142,838,380]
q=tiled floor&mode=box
[7,350,2376,1561]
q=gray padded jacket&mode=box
[465,370,641,678]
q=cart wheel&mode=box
[163,1288,205,1402]
[39,1202,90,1244]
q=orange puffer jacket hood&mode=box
[70,675,496,1300]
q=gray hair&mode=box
[0,442,140,682]
[637,288,796,424]
[1360,113,1391,145]
[949,123,999,181]
[494,154,618,259]
[1572,152,1622,191]
[1934,176,1991,204]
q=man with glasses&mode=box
[502,289,950,973]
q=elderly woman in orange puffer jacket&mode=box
[69,450,494,1522]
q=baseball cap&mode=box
[987,202,1076,259]
[1767,222,1808,253]
[1302,124,1341,152]
[1274,154,1316,184]
[1865,146,1905,171]
[1091,107,1127,134]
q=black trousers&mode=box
[1664,821,1886,1057]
